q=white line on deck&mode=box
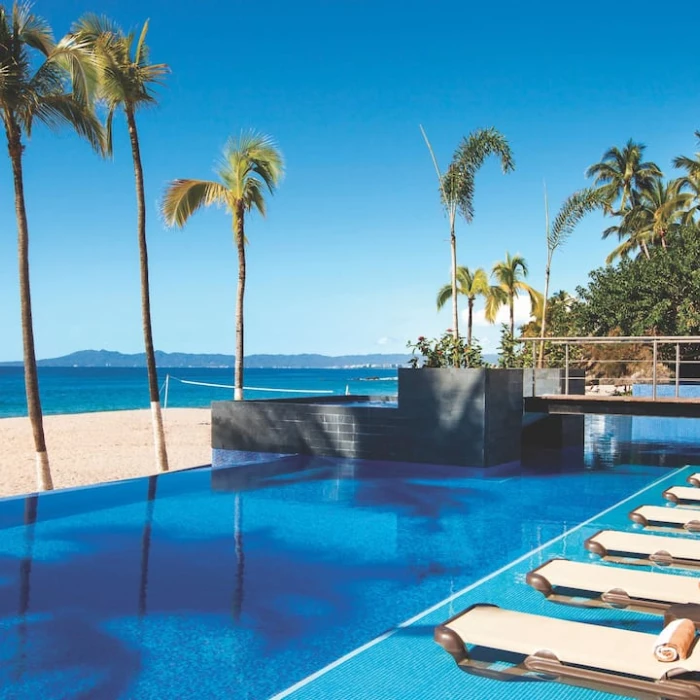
[269,464,688,699]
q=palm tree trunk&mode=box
[641,240,650,259]
[509,295,515,337]
[449,213,459,339]
[126,109,168,472]
[467,298,474,346]
[234,204,246,401]
[6,123,53,491]
[538,265,551,368]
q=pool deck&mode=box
[273,464,696,700]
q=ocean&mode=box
[0,367,399,419]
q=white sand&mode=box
[0,408,212,498]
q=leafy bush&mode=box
[407,330,486,368]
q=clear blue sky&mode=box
[0,0,698,361]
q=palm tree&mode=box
[161,133,284,400]
[539,186,604,366]
[420,126,514,339]
[436,266,489,345]
[72,15,170,472]
[604,179,691,264]
[674,131,700,223]
[491,253,542,337]
[586,139,662,214]
[0,4,103,490]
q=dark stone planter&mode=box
[397,367,524,467]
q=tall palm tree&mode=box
[491,253,542,337]
[604,179,691,264]
[0,4,103,490]
[436,266,489,345]
[161,133,284,400]
[72,15,170,472]
[420,126,514,339]
[586,139,662,214]
[539,186,604,365]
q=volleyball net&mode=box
[159,373,336,408]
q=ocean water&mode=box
[0,367,398,418]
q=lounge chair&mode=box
[688,474,700,488]
[526,558,700,612]
[434,603,700,699]
[630,505,700,531]
[585,529,700,568]
[666,487,700,505]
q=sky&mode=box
[0,0,698,361]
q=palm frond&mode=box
[135,19,150,66]
[244,177,267,218]
[517,283,544,317]
[470,267,490,295]
[548,187,605,252]
[161,179,230,228]
[13,2,54,55]
[31,93,104,152]
[219,130,284,195]
[484,286,508,323]
[451,127,515,222]
[436,283,452,311]
[71,13,122,43]
[71,14,168,111]
[46,36,100,106]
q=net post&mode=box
[652,339,658,400]
[676,343,681,398]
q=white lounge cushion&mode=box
[631,505,700,528]
[587,530,700,562]
[666,487,700,503]
[532,559,700,605]
[445,605,700,680]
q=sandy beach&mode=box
[0,408,212,499]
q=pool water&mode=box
[0,415,696,699]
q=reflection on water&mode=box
[2,413,699,698]
[138,476,157,619]
[586,414,700,470]
[232,493,244,621]
[15,495,37,683]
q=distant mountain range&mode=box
[0,350,413,369]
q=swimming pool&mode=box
[0,416,695,698]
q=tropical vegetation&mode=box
[539,186,605,365]
[424,130,700,370]
[407,331,485,369]
[72,14,171,472]
[491,253,541,337]
[436,266,489,346]
[421,126,514,339]
[0,2,104,490]
[160,133,284,400]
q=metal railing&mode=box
[518,336,700,400]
